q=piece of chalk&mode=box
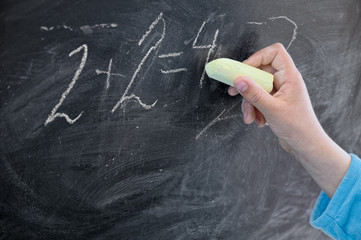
[205,58,274,93]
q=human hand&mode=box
[228,43,322,156]
[228,43,350,197]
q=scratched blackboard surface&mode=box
[1,0,361,239]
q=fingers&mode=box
[254,108,267,127]
[260,64,277,74]
[229,63,278,96]
[243,43,296,72]
[242,99,267,127]
[234,76,275,115]
[242,99,255,124]
[228,43,292,96]
[228,86,239,96]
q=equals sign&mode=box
[158,52,187,74]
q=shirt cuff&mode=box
[310,154,361,238]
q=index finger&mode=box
[243,43,297,72]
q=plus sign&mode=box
[95,58,125,90]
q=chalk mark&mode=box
[112,13,165,113]
[193,21,212,49]
[161,68,187,74]
[192,21,219,87]
[62,24,73,31]
[40,23,118,32]
[196,99,243,140]
[120,94,157,110]
[95,59,125,90]
[218,114,242,122]
[196,109,226,140]
[268,16,298,50]
[227,98,243,113]
[247,21,267,25]
[246,16,298,50]
[199,29,219,88]
[138,12,164,46]
[89,23,118,29]
[158,52,183,58]
[158,52,186,73]
[45,44,88,126]
[40,26,54,31]
[195,111,243,140]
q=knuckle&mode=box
[249,88,263,105]
[274,42,285,50]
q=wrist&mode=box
[293,129,351,197]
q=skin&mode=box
[228,43,351,198]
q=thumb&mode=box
[234,76,274,114]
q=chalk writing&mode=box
[160,68,188,74]
[158,51,188,73]
[158,52,183,58]
[195,109,226,140]
[138,12,164,46]
[158,50,187,73]
[268,16,297,50]
[193,21,212,49]
[247,16,297,50]
[62,24,73,31]
[247,21,266,25]
[40,26,54,31]
[200,29,219,87]
[112,12,165,112]
[196,99,243,140]
[95,59,125,90]
[41,13,298,134]
[40,23,118,33]
[192,21,219,87]
[44,44,88,126]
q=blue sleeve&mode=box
[310,154,361,239]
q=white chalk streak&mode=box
[269,16,298,50]
[91,23,118,29]
[45,44,88,126]
[199,29,219,88]
[161,68,187,74]
[193,21,212,49]
[62,24,73,31]
[138,12,164,46]
[112,16,166,113]
[40,26,54,31]
[95,59,125,90]
[97,59,112,89]
[96,70,124,77]
[218,114,242,121]
[196,109,226,140]
[247,21,266,25]
[158,52,183,58]
[40,23,117,32]
[227,98,242,113]
[195,99,243,139]
[121,94,158,110]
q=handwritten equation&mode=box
[42,13,298,139]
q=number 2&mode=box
[44,44,88,126]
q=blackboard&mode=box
[1,0,361,239]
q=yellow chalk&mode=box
[205,58,274,93]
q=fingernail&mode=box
[234,79,248,93]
